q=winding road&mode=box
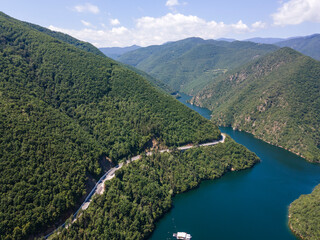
[45,133,226,239]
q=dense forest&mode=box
[117,37,278,94]
[289,184,320,239]
[25,22,105,58]
[191,47,320,163]
[53,137,259,240]
[116,62,175,94]
[0,12,225,239]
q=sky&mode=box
[1,0,320,47]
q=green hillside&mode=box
[24,23,105,58]
[54,136,259,240]
[191,47,320,163]
[26,24,172,95]
[117,62,175,94]
[289,184,320,240]
[275,34,320,61]
[118,38,278,94]
[0,12,225,239]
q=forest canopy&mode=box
[0,12,224,239]
[54,137,259,240]
[191,48,320,163]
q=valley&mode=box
[166,93,320,240]
[1,2,320,239]
[113,35,320,240]
[0,12,258,240]
[117,38,278,95]
[116,37,320,164]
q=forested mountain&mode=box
[99,45,175,93]
[99,45,140,59]
[25,22,105,58]
[0,12,225,239]
[0,11,261,240]
[117,62,175,94]
[274,34,320,61]
[117,38,278,94]
[191,47,320,163]
[289,184,320,239]
[28,23,171,94]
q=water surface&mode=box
[150,93,320,240]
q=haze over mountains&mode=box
[245,34,320,61]
[274,34,320,61]
[99,45,141,59]
[245,37,286,44]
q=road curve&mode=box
[45,133,226,239]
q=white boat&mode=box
[173,232,192,239]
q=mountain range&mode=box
[274,34,320,61]
[191,47,320,163]
[114,34,320,163]
[245,37,285,44]
[0,12,261,239]
[1,8,320,240]
[245,34,320,60]
[117,37,278,94]
[102,34,320,240]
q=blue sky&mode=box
[2,0,320,47]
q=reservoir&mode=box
[150,93,320,240]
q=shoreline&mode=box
[222,125,318,163]
[45,134,227,238]
[186,95,317,163]
[148,155,258,240]
[288,208,304,240]
[229,125,320,239]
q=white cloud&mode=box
[49,13,259,47]
[111,26,129,35]
[134,14,250,42]
[251,21,267,29]
[166,0,180,7]
[110,18,120,26]
[230,20,249,31]
[81,20,93,27]
[74,3,100,14]
[272,0,320,25]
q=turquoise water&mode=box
[150,93,320,240]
